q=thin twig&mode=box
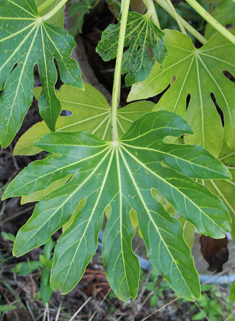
[224,309,235,321]
[0,205,35,225]
[194,301,210,321]
[55,303,62,321]
[26,300,36,321]
[88,289,111,321]
[69,297,91,321]
[141,264,235,321]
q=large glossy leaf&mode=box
[3,111,231,301]
[96,12,166,86]
[14,83,154,156]
[0,0,83,147]
[205,0,235,39]
[128,30,235,157]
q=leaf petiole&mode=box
[154,0,207,44]
[111,0,130,141]
[164,0,187,34]
[145,0,161,28]
[185,0,235,45]
[38,0,58,13]
[40,0,68,21]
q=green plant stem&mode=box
[185,0,235,45]
[111,0,130,141]
[41,0,68,21]
[154,0,207,44]
[38,0,57,13]
[164,0,187,34]
[145,0,160,28]
[90,0,100,9]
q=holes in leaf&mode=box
[61,110,72,116]
[210,93,224,126]
[223,70,235,83]
[186,93,191,110]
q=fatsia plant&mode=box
[1,0,235,304]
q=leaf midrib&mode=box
[120,144,225,232]
[15,146,113,256]
[121,142,225,178]
[118,146,193,296]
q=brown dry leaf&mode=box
[200,235,229,273]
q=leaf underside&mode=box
[96,12,167,86]
[0,0,83,147]
[128,30,235,157]
[3,110,231,302]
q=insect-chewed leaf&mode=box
[3,111,231,301]
[96,12,167,86]
[128,29,235,157]
[0,0,83,147]
[13,84,154,156]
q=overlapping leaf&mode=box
[96,12,166,86]
[205,0,235,38]
[203,143,235,241]
[14,83,154,156]
[128,30,235,157]
[0,0,83,147]
[68,0,94,36]
[3,110,231,301]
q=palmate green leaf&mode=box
[35,0,64,27]
[96,12,166,86]
[205,0,235,39]
[128,30,235,157]
[14,83,154,156]
[3,111,231,301]
[203,143,235,241]
[0,0,83,148]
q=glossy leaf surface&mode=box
[128,30,235,157]
[14,84,154,156]
[3,111,231,301]
[0,0,83,147]
[96,12,166,86]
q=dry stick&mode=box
[69,297,91,321]
[140,264,235,321]
[88,289,111,321]
[26,300,36,321]
[224,310,235,321]
[194,301,210,321]
[55,303,62,321]
[0,205,35,225]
